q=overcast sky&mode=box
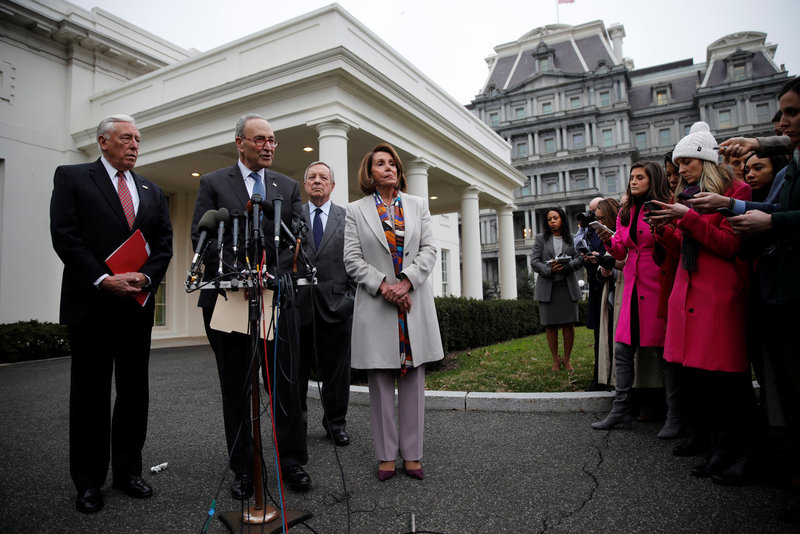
[68,0,796,105]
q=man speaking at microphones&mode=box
[50,115,173,514]
[190,113,310,497]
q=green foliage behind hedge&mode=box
[0,321,70,364]
[434,296,587,353]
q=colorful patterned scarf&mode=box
[374,191,413,375]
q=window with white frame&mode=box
[515,140,529,158]
[602,128,613,147]
[543,173,559,193]
[756,102,771,124]
[489,112,499,127]
[635,131,647,150]
[540,101,553,115]
[659,128,671,147]
[515,106,526,120]
[572,172,588,190]
[543,137,556,153]
[599,90,610,107]
[572,132,584,149]
[655,89,668,106]
[570,96,581,110]
[718,109,733,129]
[605,172,618,194]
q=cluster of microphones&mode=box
[186,194,310,289]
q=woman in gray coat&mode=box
[343,143,443,482]
[531,207,583,371]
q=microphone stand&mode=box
[215,201,312,534]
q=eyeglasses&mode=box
[241,136,279,149]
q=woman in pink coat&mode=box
[649,122,754,484]
[591,161,676,433]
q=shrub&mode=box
[434,296,588,354]
[435,297,541,353]
[0,321,70,363]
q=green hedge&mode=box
[434,296,587,353]
[0,321,70,364]
[0,298,589,364]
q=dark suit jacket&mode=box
[298,202,355,325]
[50,159,173,326]
[191,164,303,309]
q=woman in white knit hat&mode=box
[648,121,756,485]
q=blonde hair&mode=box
[675,160,732,196]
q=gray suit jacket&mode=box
[298,202,355,325]
[530,233,582,303]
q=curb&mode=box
[306,382,615,413]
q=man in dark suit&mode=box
[191,114,310,497]
[297,162,355,446]
[50,114,173,514]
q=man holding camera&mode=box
[576,197,608,391]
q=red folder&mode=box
[105,229,151,307]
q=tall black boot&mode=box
[658,358,683,439]
[691,429,733,478]
[592,342,634,430]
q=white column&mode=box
[497,204,518,299]
[460,186,482,299]
[314,121,351,206]
[536,174,542,194]
[533,131,540,154]
[406,158,433,200]
[565,169,571,192]
[585,123,590,145]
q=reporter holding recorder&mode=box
[530,207,583,372]
[591,161,678,437]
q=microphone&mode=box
[272,194,283,246]
[248,194,262,234]
[230,209,242,268]
[216,208,230,275]
[188,209,218,282]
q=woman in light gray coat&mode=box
[344,143,443,482]
[531,207,583,371]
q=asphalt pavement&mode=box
[0,345,797,534]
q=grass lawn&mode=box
[424,325,597,393]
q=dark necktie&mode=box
[116,171,135,230]
[250,171,266,199]
[313,207,323,248]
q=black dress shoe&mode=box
[673,433,709,457]
[691,450,732,478]
[113,475,153,498]
[283,465,311,492]
[712,453,756,486]
[231,474,254,500]
[328,428,350,446]
[75,488,103,514]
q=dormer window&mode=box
[724,48,754,82]
[652,84,671,106]
[486,84,499,97]
[532,41,555,74]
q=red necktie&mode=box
[116,171,136,230]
